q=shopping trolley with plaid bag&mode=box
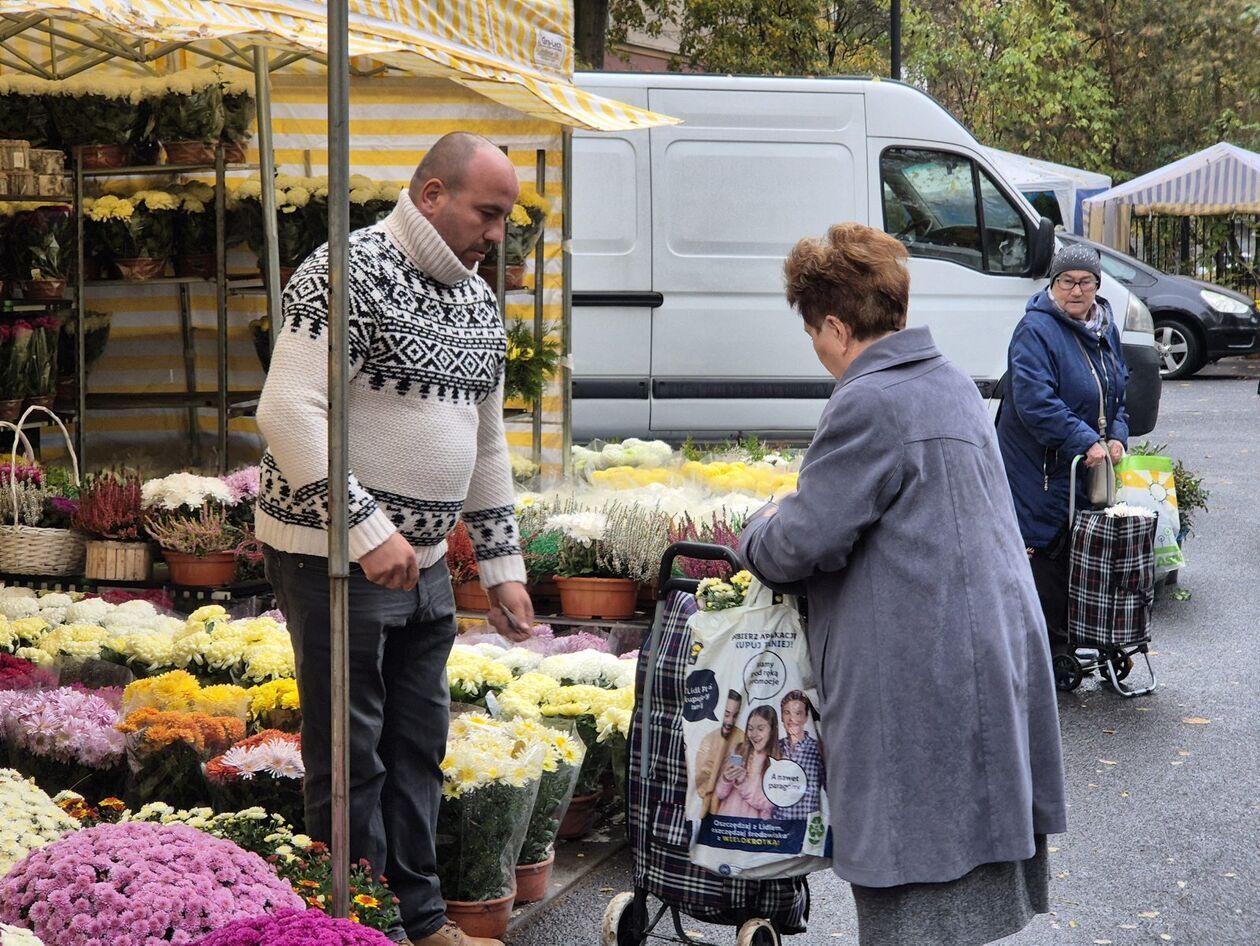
[1052,456,1159,697]
[602,543,810,946]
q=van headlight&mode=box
[1125,293,1154,334]
[1200,288,1252,315]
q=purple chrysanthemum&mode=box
[191,909,394,946]
[0,822,304,946]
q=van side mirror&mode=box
[1027,216,1054,278]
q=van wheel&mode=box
[1154,318,1203,379]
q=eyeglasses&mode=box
[1054,275,1099,292]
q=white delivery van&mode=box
[570,73,1160,440]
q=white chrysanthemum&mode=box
[36,592,73,609]
[141,472,233,510]
[0,597,39,620]
[35,607,67,625]
[546,511,608,545]
[496,648,544,675]
[64,597,113,625]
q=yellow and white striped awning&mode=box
[0,0,678,131]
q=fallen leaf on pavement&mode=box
[1094,940,1113,944]
[1176,881,1187,889]
[1120,791,1130,797]
[1102,729,1116,735]
[1048,846,1060,853]
[1139,911,1160,918]
[1181,717,1211,725]
[1223,872,1237,878]
[599,887,614,893]
[1120,924,1138,930]
[1068,920,1079,929]
[1160,936,1173,942]
[1099,759,1118,766]
[1170,588,1192,600]
[1178,751,1191,756]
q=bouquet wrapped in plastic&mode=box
[117,707,244,810]
[0,687,125,800]
[204,729,304,829]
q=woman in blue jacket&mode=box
[997,243,1129,657]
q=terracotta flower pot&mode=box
[0,399,22,422]
[554,576,639,620]
[21,278,65,299]
[445,889,515,940]
[174,253,216,279]
[115,257,167,281]
[477,263,525,290]
[453,580,491,612]
[162,549,237,588]
[164,140,217,165]
[556,790,601,840]
[513,850,555,905]
[636,580,659,608]
[80,143,130,169]
[529,575,561,608]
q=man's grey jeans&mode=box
[264,547,457,941]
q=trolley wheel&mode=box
[1053,653,1083,691]
[602,892,645,946]
[736,918,781,946]
[1109,651,1134,682]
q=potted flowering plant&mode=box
[0,821,304,944]
[24,312,59,408]
[479,184,550,289]
[247,677,301,734]
[142,472,241,586]
[72,469,152,581]
[0,685,126,800]
[548,510,639,620]
[222,464,264,580]
[509,718,584,904]
[446,644,512,706]
[504,319,563,407]
[437,713,545,939]
[446,520,488,611]
[220,76,257,164]
[173,182,218,277]
[266,839,404,933]
[348,178,401,230]
[117,705,245,810]
[147,70,226,164]
[229,175,318,286]
[9,204,72,298]
[0,459,84,577]
[0,322,25,418]
[536,683,618,839]
[193,910,397,946]
[45,75,151,169]
[0,768,76,877]
[83,190,178,280]
[203,729,304,827]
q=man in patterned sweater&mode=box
[256,132,533,946]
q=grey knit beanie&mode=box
[1049,243,1101,282]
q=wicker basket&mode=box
[0,407,85,577]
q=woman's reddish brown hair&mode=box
[784,223,910,338]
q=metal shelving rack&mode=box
[70,145,260,472]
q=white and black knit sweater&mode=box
[254,191,526,588]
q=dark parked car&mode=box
[1061,234,1260,379]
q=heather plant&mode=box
[0,821,303,945]
[72,469,146,541]
[145,503,242,555]
[445,519,479,585]
[666,512,744,579]
[597,503,673,584]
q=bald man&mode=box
[257,132,533,946]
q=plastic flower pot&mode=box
[554,576,638,620]
[556,789,601,840]
[224,140,247,164]
[0,399,24,421]
[114,256,167,281]
[445,889,516,940]
[163,549,237,587]
[20,278,65,299]
[164,140,217,165]
[513,850,555,905]
[79,143,130,169]
[453,580,491,612]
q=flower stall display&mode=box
[72,468,152,581]
[120,670,251,717]
[0,687,125,800]
[146,70,226,164]
[0,821,304,945]
[191,909,395,946]
[142,472,242,586]
[509,719,584,903]
[204,730,304,828]
[7,205,72,298]
[479,185,550,289]
[223,465,264,580]
[667,512,743,578]
[547,510,639,620]
[437,714,545,937]
[228,176,318,283]
[571,439,676,477]
[347,178,400,231]
[44,76,150,168]
[83,190,179,280]
[0,768,76,877]
[117,706,245,810]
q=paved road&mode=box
[511,359,1260,946]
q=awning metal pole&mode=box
[326,0,352,921]
[561,129,574,478]
[253,45,283,347]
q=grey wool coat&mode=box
[739,326,1067,889]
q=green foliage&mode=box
[1130,441,1210,538]
[504,320,563,406]
[10,208,72,281]
[152,84,224,143]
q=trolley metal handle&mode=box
[1069,449,1115,523]
[655,541,744,600]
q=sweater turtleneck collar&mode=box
[380,189,478,287]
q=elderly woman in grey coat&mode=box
[739,223,1066,946]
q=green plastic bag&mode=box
[1115,454,1185,575]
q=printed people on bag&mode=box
[693,690,745,815]
[715,705,783,819]
[771,690,825,822]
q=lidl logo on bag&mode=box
[687,640,704,665]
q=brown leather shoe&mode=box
[408,922,503,946]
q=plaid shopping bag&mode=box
[1067,509,1157,648]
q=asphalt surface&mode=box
[510,358,1260,946]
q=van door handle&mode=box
[572,291,663,308]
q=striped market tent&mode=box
[0,2,677,476]
[1085,142,1260,249]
